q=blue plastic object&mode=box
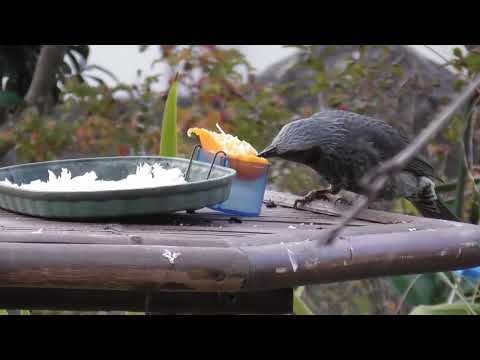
[196,148,270,217]
[455,267,480,280]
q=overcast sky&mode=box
[86,45,462,91]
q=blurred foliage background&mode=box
[0,45,479,315]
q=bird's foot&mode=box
[294,189,334,209]
[264,199,277,208]
[334,197,353,206]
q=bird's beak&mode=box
[258,146,277,158]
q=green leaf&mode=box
[392,64,404,77]
[66,51,83,75]
[0,309,8,315]
[159,75,178,157]
[453,79,467,92]
[69,45,90,61]
[20,309,31,315]
[465,53,480,73]
[293,287,314,315]
[410,302,480,315]
[436,177,480,193]
[470,197,480,225]
[389,274,446,306]
[437,272,477,315]
[453,47,463,59]
[0,90,24,106]
[60,62,72,76]
[83,65,119,83]
[85,75,107,86]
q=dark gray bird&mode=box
[258,109,459,222]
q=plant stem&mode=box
[472,281,480,305]
[438,272,477,315]
[454,145,467,219]
[395,274,423,315]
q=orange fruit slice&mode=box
[187,124,269,180]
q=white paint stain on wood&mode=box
[162,249,181,264]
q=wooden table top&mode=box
[0,190,478,293]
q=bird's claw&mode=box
[293,199,307,209]
[264,200,277,208]
[334,197,353,206]
[293,189,333,209]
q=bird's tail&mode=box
[411,197,460,222]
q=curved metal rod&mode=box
[185,144,202,182]
[207,151,227,180]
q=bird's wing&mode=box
[405,157,444,182]
[348,117,440,181]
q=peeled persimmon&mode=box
[187,124,269,180]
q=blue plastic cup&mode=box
[196,148,270,216]
[455,267,480,280]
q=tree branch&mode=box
[322,75,480,245]
[461,96,480,213]
[25,45,67,112]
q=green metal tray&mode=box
[0,156,236,220]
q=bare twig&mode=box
[323,75,480,245]
[472,281,480,305]
[447,276,461,304]
[423,45,451,65]
[424,46,480,97]
[462,100,480,197]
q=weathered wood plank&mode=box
[0,224,478,292]
[0,243,250,292]
[0,206,372,229]
[240,226,480,290]
[0,190,476,296]
[0,231,239,247]
[263,190,419,224]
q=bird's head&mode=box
[258,117,314,159]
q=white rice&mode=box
[0,163,187,192]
